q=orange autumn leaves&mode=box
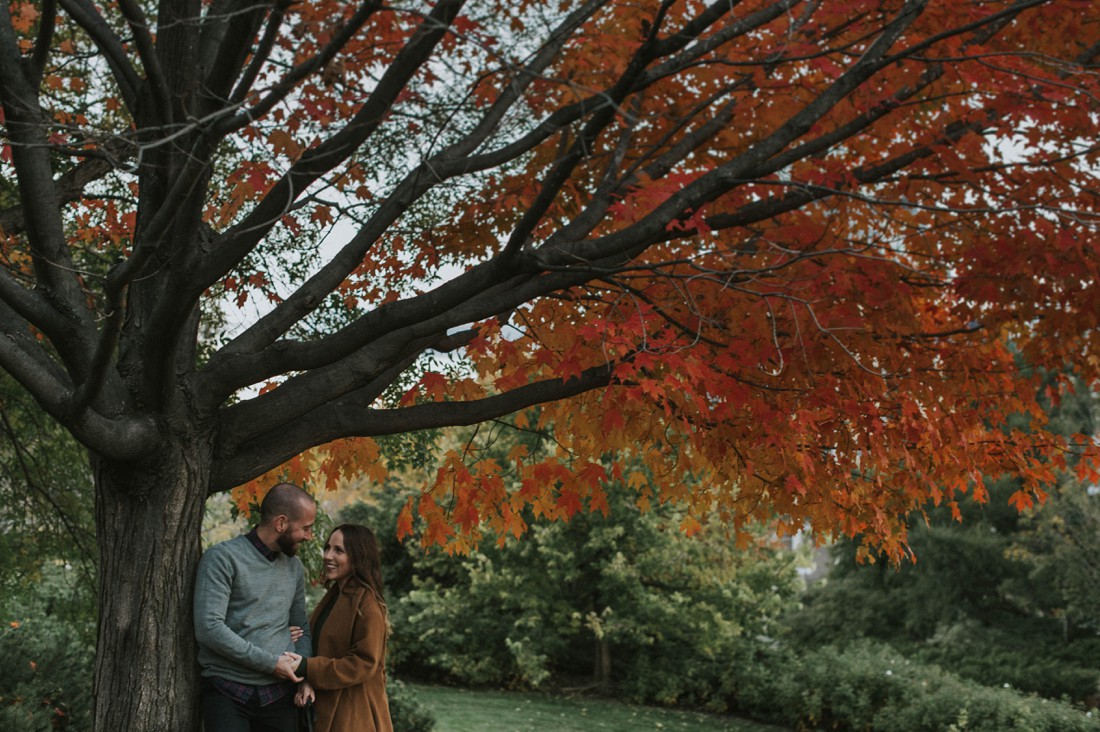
[222,0,1096,561]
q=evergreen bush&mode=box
[0,617,94,731]
[729,640,1100,732]
[387,677,436,732]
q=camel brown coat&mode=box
[305,581,393,732]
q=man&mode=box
[195,482,316,732]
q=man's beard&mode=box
[276,531,299,557]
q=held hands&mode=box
[274,651,303,682]
[295,680,316,707]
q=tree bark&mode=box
[593,635,610,690]
[92,437,210,732]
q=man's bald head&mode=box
[257,483,317,557]
[259,482,315,525]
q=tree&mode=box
[378,480,802,705]
[0,0,1097,728]
[1007,371,1100,636]
[0,372,95,613]
[786,369,1100,702]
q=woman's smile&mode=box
[322,529,353,584]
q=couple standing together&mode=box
[194,482,393,732]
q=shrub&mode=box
[728,640,1100,732]
[387,677,436,732]
[372,480,802,703]
[0,617,94,731]
[913,619,1100,704]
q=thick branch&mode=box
[193,0,467,296]
[119,0,174,123]
[58,0,142,111]
[210,362,616,491]
[0,5,95,349]
[0,304,155,459]
[198,0,737,396]
[198,0,275,104]
[228,0,290,103]
[0,135,136,237]
[498,0,677,261]
[26,0,56,85]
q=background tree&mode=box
[344,467,803,708]
[0,0,1098,728]
[788,369,1100,703]
[0,373,96,730]
[0,373,95,613]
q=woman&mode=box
[294,524,393,732]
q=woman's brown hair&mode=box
[325,523,386,606]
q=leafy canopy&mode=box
[0,0,1097,561]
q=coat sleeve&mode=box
[305,592,386,691]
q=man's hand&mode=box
[274,652,303,682]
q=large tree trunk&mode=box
[92,438,210,731]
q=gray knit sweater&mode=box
[194,534,313,685]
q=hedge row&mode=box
[729,640,1100,732]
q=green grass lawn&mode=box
[408,683,789,732]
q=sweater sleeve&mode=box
[305,592,386,691]
[290,559,313,658]
[193,546,281,674]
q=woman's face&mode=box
[322,529,353,584]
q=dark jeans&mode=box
[201,681,297,732]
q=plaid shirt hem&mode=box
[208,676,294,707]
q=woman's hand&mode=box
[274,652,303,682]
[289,625,304,643]
[295,681,316,707]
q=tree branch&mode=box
[58,0,142,110]
[197,0,735,397]
[117,0,174,125]
[0,303,155,459]
[210,362,617,491]
[198,0,275,104]
[194,0,467,294]
[0,4,95,352]
[25,0,56,85]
